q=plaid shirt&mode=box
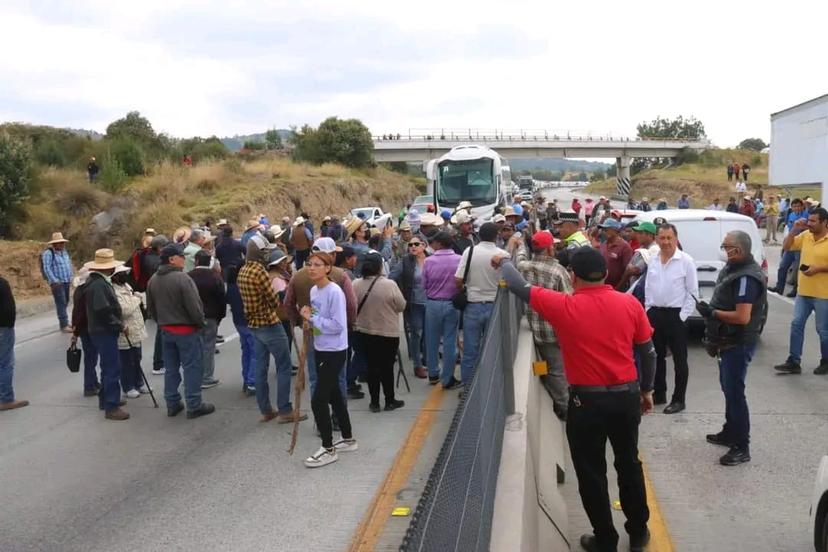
[237,261,281,328]
[516,245,572,344]
[43,248,74,284]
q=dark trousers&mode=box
[719,344,754,449]
[152,324,164,370]
[80,332,100,391]
[294,249,310,270]
[347,331,367,387]
[648,307,689,403]
[119,346,143,392]
[362,334,399,406]
[567,389,649,551]
[775,250,800,292]
[311,349,352,449]
[89,331,122,412]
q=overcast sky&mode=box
[1,0,825,147]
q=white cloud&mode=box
[1,0,826,147]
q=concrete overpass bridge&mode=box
[373,129,711,196]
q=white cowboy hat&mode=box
[418,213,444,227]
[451,211,473,225]
[269,224,286,239]
[83,248,124,271]
[293,216,306,227]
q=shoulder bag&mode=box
[452,245,474,311]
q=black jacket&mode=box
[189,267,227,320]
[85,273,123,335]
[0,277,15,328]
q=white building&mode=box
[770,94,828,198]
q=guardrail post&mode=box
[499,288,516,415]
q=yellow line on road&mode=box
[349,385,446,552]
[642,457,675,551]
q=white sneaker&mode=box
[304,446,338,468]
[333,438,359,453]
[126,389,140,399]
[152,368,165,375]
[138,385,152,394]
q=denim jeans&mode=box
[294,249,310,270]
[775,250,800,291]
[152,323,164,370]
[718,344,754,449]
[51,282,71,328]
[119,346,143,392]
[80,332,100,391]
[162,330,204,410]
[424,299,459,384]
[460,302,494,384]
[89,331,122,411]
[236,324,256,387]
[0,328,16,403]
[404,303,427,368]
[788,295,828,364]
[346,330,366,389]
[250,324,293,415]
[200,318,218,382]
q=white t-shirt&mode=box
[455,241,509,303]
[735,182,746,193]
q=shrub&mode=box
[0,132,33,235]
[243,140,266,151]
[292,117,374,168]
[98,154,128,193]
[34,138,69,167]
[110,138,145,176]
[55,184,104,217]
[223,158,243,174]
[676,147,700,165]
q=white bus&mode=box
[425,145,509,222]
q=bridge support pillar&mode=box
[616,156,631,197]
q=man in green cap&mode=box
[617,221,659,292]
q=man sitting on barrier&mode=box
[492,246,656,552]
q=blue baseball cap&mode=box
[440,209,452,221]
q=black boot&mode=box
[814,359,828,375]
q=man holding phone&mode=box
[775,207,828,375]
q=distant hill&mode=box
[64,128,104,140]
[220,129,294,151]
[509,158,612,173]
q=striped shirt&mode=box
[516,245,572,344]
[237,261,281,328]
[42,248,74,284]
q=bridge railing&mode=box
[374,129,710,145]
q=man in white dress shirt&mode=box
[645,224,699,414]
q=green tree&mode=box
[737,137,768,151]
[105,111,163,160]
[636,115,706,140]
[292,117,374,168]
[265,129,283,150]
[98,150,128,193]
[243,140,266,151]
[109,138,145,176]
[0,133,33,235]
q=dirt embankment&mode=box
[4,157,422,298]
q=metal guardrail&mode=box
[374,129,710,145]
[400,287,523,552]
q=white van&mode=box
[633,209,769,329]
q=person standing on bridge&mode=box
[0,276,29,412]
[645,224,698,414]
[695,230,767,466]
[774,207,828,376]
[493,246,656,552]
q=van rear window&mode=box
[671,220,761,262]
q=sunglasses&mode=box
[408,242,423,247]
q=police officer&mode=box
[695,230,767,466]
[494,246,656,552]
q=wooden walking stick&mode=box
[288,321,311,455]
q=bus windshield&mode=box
[436,158,496,209]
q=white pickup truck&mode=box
[350,207,394,228]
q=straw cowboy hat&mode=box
[143,228,157,235]
[293,216,306,227]
[451,211,473,225]
[418,213,444,227]
[172,226,192,244]
[47,232,69,244]
[345,217,367,239]
[269,224,286,240]
[245,219,262,232]
[454,201,473,213]
[216,219,228,227]
[83,249,124,271]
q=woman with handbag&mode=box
[111,265,150,399]
[354,252,407,413]
[390,236,429,378]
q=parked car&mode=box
[632,209,769,330]
[812,456,828,552]
[350,207,393,228]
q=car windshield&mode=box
[436,158,496,208]
[351,208,375,220]
[413,195,432,203]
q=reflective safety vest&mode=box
[565,231,591,249]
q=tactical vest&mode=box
[706,258,767,347]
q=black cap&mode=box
[340,244,356,258]
[160,243,185,262]
[569,246,606,282]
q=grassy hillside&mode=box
[587,148,821,207]
[4,156,422,283]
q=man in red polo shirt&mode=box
[494,246,656,552]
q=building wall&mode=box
[770,95,828,191]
